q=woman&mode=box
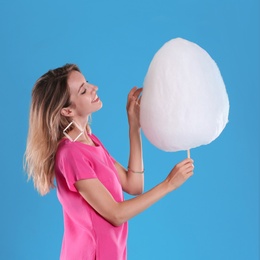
[25,64,194,260]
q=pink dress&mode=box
[55,134,128,260]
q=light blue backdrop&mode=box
[0,0,259,259]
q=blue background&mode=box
[0,0,259,259]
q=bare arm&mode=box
[116,87,144,195]
[75,158,194,227]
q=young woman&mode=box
[25,64,194,260]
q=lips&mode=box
[92,95,99,103]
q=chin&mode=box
[96,101,103,110]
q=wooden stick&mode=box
[187,149,190,158]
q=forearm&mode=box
[114,181,170,226]
[76,178,170,227]
[127,127,144,193]
[114,158,194,226]
[76,157,193,227]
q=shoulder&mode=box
[89,134,116,162]
[56,139,82,159]
[89,133,102,145]
[55,139,94,171]
[57,138,77,150]
[89,134,109,152]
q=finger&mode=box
[177,158,194,167]
[179,165,194,176]
[127,87,143,112]
[128,86,138,99]
[185,165,194,174]
[184,163,195,175]
[137,95,142,105]
[176,160,194,174]
[133,88,143,99]
[128,98,136,111]
[126,87,138,109]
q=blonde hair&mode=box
[24,64,81,195]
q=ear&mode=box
[61,107,74,117]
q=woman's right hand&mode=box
[165,158,194,192]
[126,87,142,130]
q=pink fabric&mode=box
[55,134,128,260]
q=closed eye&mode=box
[80,81,89,95]
[81,88,87,94]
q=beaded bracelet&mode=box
[127,167,144,174]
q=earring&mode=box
[63,121,84,142]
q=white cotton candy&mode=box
[140,38,229,152]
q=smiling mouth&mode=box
[92,96,99,103]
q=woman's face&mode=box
[67,70,102,119]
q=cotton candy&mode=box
[140,38,229,152]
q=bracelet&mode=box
[127,166,144,174]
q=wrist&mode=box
[155,181,172,198]
[129,125,141,134]
[128,166,144,174]
[162,179,176,193]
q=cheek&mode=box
[78,96,91,106]
[79,98,93,111]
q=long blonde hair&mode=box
[25,64,81,195]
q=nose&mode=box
[89,83,98,92]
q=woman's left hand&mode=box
[126,87,143,129]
